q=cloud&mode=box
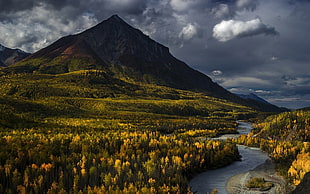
[170,0,205,12]
[0,0,35,13]
[179,23,202,41]
[282,75,310,88]
[254,89,272,94]
[102,0,147,14]
[211,4,231,18]
[212,70,223,76]
[229,87,272,96]
[0,0,81,14]
[236,0,258,11]
[268,97,310,109]
[221,76,271,88]
[210,0,258,19]
[213,18,278,42]
[0,3,98,52]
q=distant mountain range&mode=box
[236,93,270,104]
[0,44,30,66]
[1,15,283,112]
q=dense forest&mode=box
[0,70,254,193]
[235,110,310,188]
[0,126,241,193]
[1,70,309,193]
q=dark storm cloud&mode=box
[210,0,259,19]
[0,0,80,13]
[0,0,147,52]
[0,0,261,52]
[95,0,147,15]
[0,2,100,51]
[0,0,35,13]
[0,0,147,24]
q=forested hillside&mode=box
[0,70,255,131]
[0,69,256,193]
[235,110,310,191]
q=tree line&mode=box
[234,110,310,188]
[0,129,240,193]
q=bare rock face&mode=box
[0,44,30,66]
[80,15,171,65]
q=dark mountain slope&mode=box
[78,15,222,93]
[0,44,30,66]
[236,93,270,104]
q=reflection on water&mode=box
[189,122,269,194]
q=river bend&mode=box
[189,122,269,194]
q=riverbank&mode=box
[226,159,286,194]
[189,122,287,194]
[189,145,270,194]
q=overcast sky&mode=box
[0,0,309,109]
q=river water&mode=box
[189,121,269,194]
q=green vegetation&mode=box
[0,70,258,193]
[235,110,310,188]
[0,129,240,193]
[3,56,106,75]
[0,70,256,132]
[245,177,273,191]
[255,110,310,141]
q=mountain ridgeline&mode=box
[0,44,30,67]
[236,93,270,104]
[1,15,282,112]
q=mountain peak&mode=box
[77,15,172,66]
[108,14,123,22]
[94,14,129,29]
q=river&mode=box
[189,121,270,194]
